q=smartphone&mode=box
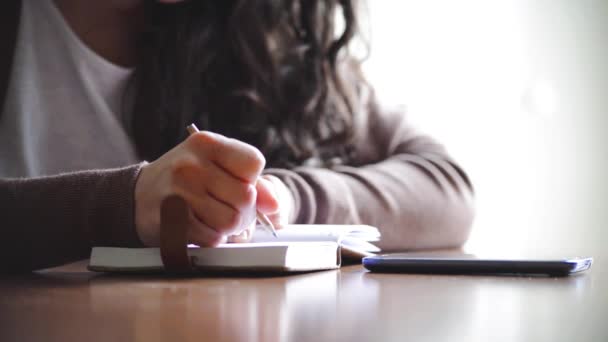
[362,254,593,276]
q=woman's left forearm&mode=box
[264,153,475,251]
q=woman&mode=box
[0,0,474,272]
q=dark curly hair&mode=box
[129,0,364,168]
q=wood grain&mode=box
[1,255,606,342]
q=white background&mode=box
[362,0,607,256]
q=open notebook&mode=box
[89,224,380,273]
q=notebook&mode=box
[88,224,380,273]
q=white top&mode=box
[0,0,138,178]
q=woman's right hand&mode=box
[133,131,277,247]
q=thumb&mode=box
[255,176,280,214]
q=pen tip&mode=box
[186,123,199,135]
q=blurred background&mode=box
[362,0,607,257]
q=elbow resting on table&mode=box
[376,156,476,252]
[377,193,475,252]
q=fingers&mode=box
[174,186,257,237]
[264,211,288,230]
[255,176,280,214]
[171,160,257,235]
[202,162,257,211]
[187,216,227,247]
[256,175,292,229]
[136,130,267,248]
[187,131,265,183]
[168,131,272,244]
[183,198,255,247]
[227,220,256,243]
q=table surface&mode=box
[1,255,606,342]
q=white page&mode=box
[251,224,380,248]
[252,224,375,241]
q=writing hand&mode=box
[228,175,294,243]
[134,131,268,247]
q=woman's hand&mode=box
[134,131,281,247]
[228,174,295,243]
[257,175,294,229]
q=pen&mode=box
[186,123,278,238]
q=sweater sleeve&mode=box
[264,98,475,251]
[0,164,145,273]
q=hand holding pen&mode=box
[186,124,278,238]
[133,123,289,247]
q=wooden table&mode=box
[1,256,606,342]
